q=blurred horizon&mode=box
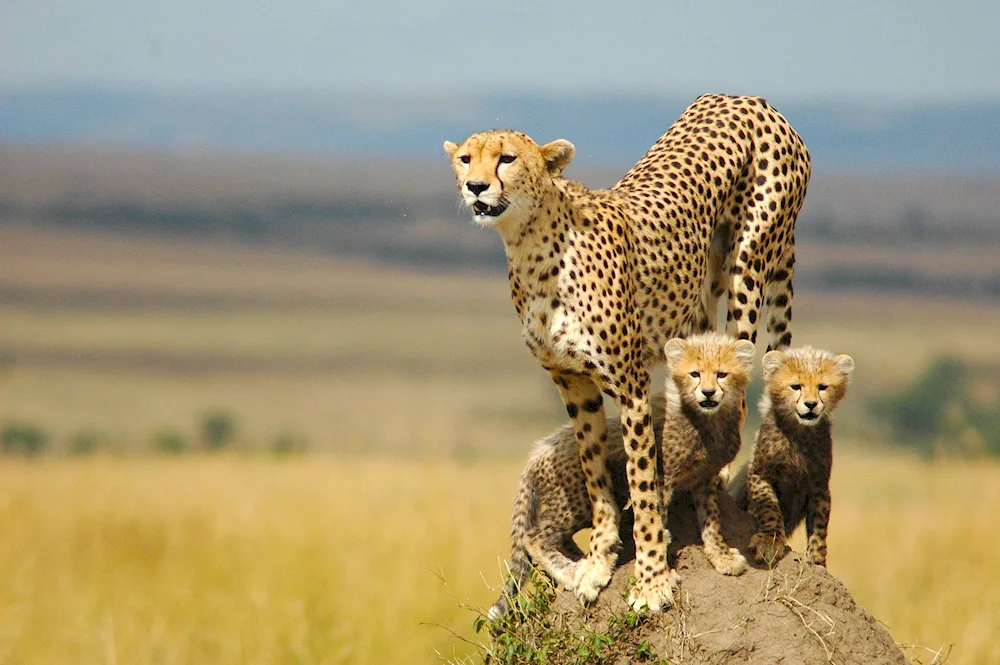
[2,87,1000,175]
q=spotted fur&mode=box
[445,94,810,612]
[490,357,743,619]
[486,399,653,619]
[659,333,753,577]
[730,346,855,567]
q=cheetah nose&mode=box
[804,401,818,409]
[466,181,490,196]
[701,388,716,398]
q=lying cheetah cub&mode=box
[730,346,855,567]
[486,398,664,619]
[659,332,754,578]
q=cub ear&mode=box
[443,141,459,157]
[761,350,785,379]
[664,337,687,365]
[834,354,855,378]
[540,139,575,175]
[733,339,756,368]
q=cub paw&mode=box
[667,567,681,591]
[804,546,827,567]
[627,571,675,614]
[571,555,613,604]
[750,532,789,567]
[551,561,580,591]
[709,547,748,576]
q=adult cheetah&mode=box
[444,94,810,612]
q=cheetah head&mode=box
[664,333,755,416]
[443,130,575,228]
[761,347,855,426]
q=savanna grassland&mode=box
[2,224,1000,663]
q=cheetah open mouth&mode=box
[472,200,508,218]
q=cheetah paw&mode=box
[667,567,681,590]
[571,555,613,604]
[628,572,675,614]
[750,532,789,567]
[709,547,748,576]
[550,561,580,591]
[804,547,827,567]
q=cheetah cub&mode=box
[659,332,754,577]
[731,346,855,567]
[486,400,662,619]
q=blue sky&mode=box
[2,0,999,102]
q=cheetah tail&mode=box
[487,472,539,620]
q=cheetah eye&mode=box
[690,371,700,378]
[459,155,471,164]
[498,154,517,164]
[818,384,828,391]
[790,384,801,391]
[717,371,728,379]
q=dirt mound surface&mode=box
[550,491,907,664]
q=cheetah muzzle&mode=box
[472,199,508,217]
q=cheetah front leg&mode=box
[804,484,831,566]
[621,383,675,613]
[693,479,747,576]
[746,472,790,566]
[551,373,619,603]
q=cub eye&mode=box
[790,384,801,391]
[499,154,517,164]
[459,155,471,164]
[690,371,700,378]
[717,371,728,379]
[818,384,828,391]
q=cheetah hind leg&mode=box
[694,480,747,576]
[524,530,584,592]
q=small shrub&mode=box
[154,429,187,454]
[1,422,49,456]
[465,569,661,665]
[871,357,1000,456]
[69,429,104,456]
[271,431,309,456]
[200,411,236,451]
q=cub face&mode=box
[762,347,855,426]
[665,333,755,415]
[443,130,574,227]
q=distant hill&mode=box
[2,88,999,174]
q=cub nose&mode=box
[466,181,490,196]
[804,400,818,409]
[701,388,716,398]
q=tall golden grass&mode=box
[2,226,1000,663]
[0,452,996,664]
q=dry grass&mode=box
[2,225,1000,662]
[0,453,996,664]
[0,457,514,665]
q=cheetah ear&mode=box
[834,354,855,378]
[540,139,575,176]
[733,339,756,369]
[443,141,458,158]
[664,337,687,365]
[761,350,785,379]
